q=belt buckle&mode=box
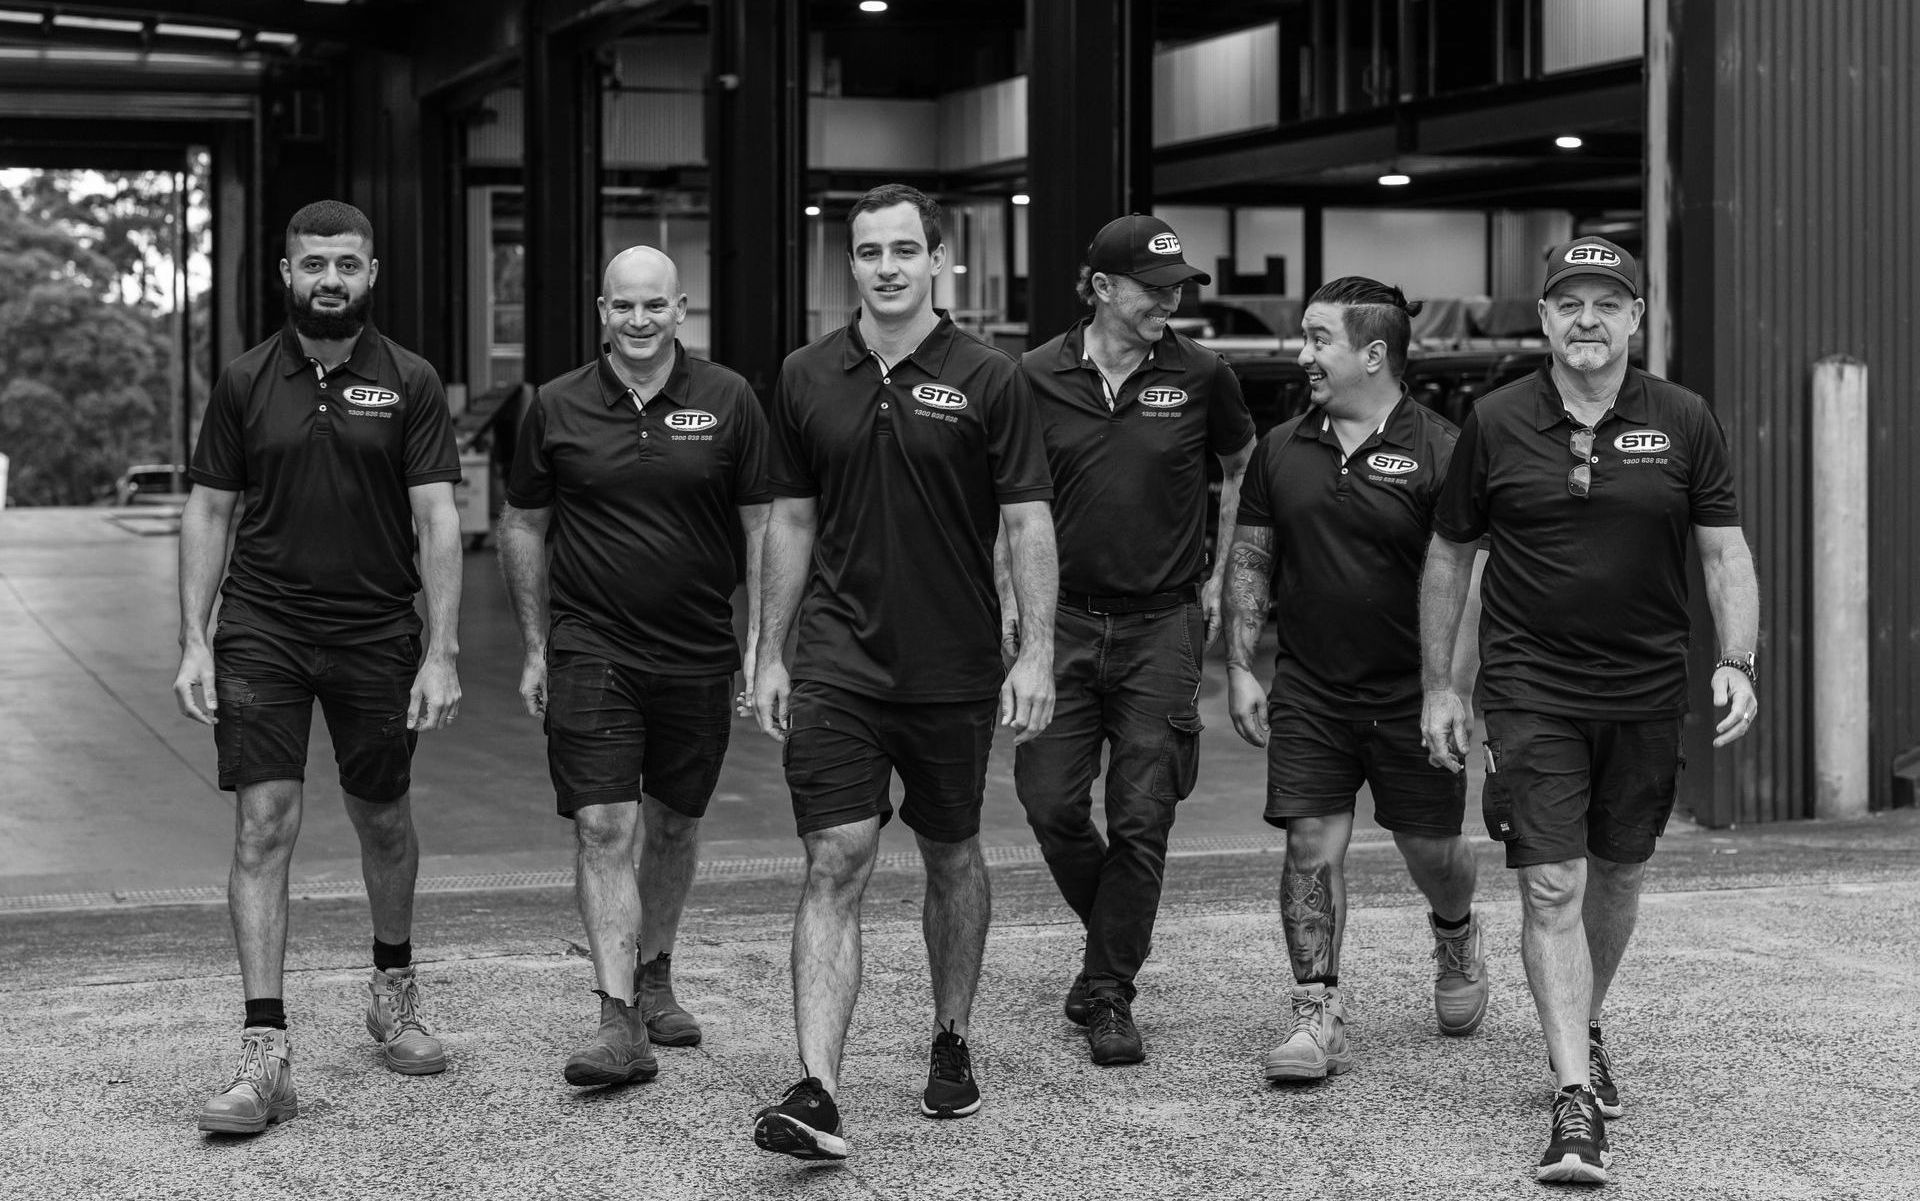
[1083,595,1115,616]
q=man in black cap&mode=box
[174,199,461,1134]
[1012,213,1255,1065]
[1419,236,1759,1185]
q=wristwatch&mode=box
[1715,652,1758,687]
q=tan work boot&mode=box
[635,952,703,1047]
[366,966,448,1075]
[197,1027,298,1134]
[1262,983,1352,1082]
[564,991,659,1086]
[1430,914,1490,1036]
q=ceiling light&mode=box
[0,11,42,24]
[952,265,968,275]
[859,1,888,11]
[156,22,243,40]
[255,30,298,45]
[54,14,143,32]
[804,205,821,216]
[1010,193,1030,206]
[1555,135,1584,150]
[1378,172,1411,187]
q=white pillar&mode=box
[1811,355,1870,819]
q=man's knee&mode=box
[1284,814,1350,868]
[1586,853,1645,893]
[803,822,880,894]
[1519,860,1586,915]
[574,801,640,859]
[917,833,984,885]
[642,796,701,848]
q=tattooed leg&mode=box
[1280,813,1354,984]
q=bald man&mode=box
[498,247,772,1085]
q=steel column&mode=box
[522,13,600,387]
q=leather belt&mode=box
[1059,584,1199,615]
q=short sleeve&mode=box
[402,366,461,486]
[1236,433,1277,527]
[188,370,246,490]
[1421,422,1461,521]
[1430,409,1490,543]
[1687,402,1742,527]
[767,360,818,499]
[730,383,773,506]
[984,364,1053,504]
[1206,358,1256,456]
[504,391,555,509]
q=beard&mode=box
[285,282,373,341]
[1560,340,1613,372]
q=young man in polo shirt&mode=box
[173,200,463,1134]
[1013,214,1255,1065]
[497,246,771,1086]
[749,184,1057,1161]
[1224,276,1489,1087]
[1419,238,1760,1184]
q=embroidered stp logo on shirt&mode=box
[666,409,718,432]
[912,384,968,411]
[1138,387,1188,408]
[342,386,400,407]
[1613,429,1671,453]
[1367,452,1419,475]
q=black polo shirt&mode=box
[1432,363,1742,720]
[189,324,460,645]
[1024,320,1254,596]
[1238,396,1459,718]
[768,313,1053,702]
[506,344,771,677]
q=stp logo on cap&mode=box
[1367,453,1418,475]
[1148,233,1181,255]
[343,386,400,407]
[667,409,717,432]
[1565,245,1622,267]
[1614,429,1670,453]
[913,384,968,410]
[1138,388,1187,408]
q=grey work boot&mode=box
[563,991,659,1087]
[635,952,703,1047]
[197,1027,297,1134]
[366,967,449,1075]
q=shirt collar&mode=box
[1301,389,1414,449]
[1052,317,1186,373]
[839,310,958,377]
[1530,361,1651,430]
[277,322,382,380]
[595,341,691,408]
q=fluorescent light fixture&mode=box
[1010,193,1030,206]
[952,264,968,275]
[304,0,353,5]
[54,14,143,32]
[1555,135,1584,149]
[1378,172,1411,186]
[0,11,42,24]
[256,30,299,45]
[157,23,244,40]
[859,1,889,11]
[804,205,821,216]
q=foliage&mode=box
[0,172,205,505]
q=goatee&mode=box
[285,282,373,341]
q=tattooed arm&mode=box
[1225,522,1275,747]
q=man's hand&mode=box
[999,611,1021,670]
[1421,687,1471,772]
[1227,665,1268,747]
[517,649,547,718]
[1711,666,1759,747]
[754,657,792,743]
[408,653,461,731]
[173,644,218,725]
[999,651,1055,746]
[736,636,759,719]
[1201,575,1224,648]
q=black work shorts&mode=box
[1481,709,1685,868]
[543,651,734,819]
[782,680,997,844]
[1263,706,1466,837]
[212,622,419,803]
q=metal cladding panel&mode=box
[1689,0,1918,820]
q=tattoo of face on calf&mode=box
[1283,863,1336,982]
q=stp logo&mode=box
[1565,245,1622,267]
[1147,233,1181,255]
[1614,429,1670,453]
[1138,387,1188,408]
[912,384,968,410]
[667,409,717,432]
[342,386,400,407]
[1367,453,1418,475]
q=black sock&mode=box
[373,938,412,972]
[244,998,287,1030]
[1432,909,1471,933]
[1303,975,1338,988]
[1588,1021,1603,1044]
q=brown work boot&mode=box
[564,991,659,1087]
[197,1027,297,1134]
[635,952,703,1047]
[366,966,448,1075]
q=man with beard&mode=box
[497,246,770,1086]
[174,200,463,1134]
[1419,237,1759,1184]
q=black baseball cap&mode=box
[1087,214,1211,287]
[1541,236,1639,298]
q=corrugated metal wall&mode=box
[1675,0,1918,821]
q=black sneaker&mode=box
[1063,972,1092,1026]
[1588,1040,1622,1119]
[920,1021,981,1118]
[753,1077,848,1160]
[1536,1086,1609,1184]
[1086,992,1145,1066]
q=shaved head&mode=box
[598,245,688,375]
[602,245,680,299]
